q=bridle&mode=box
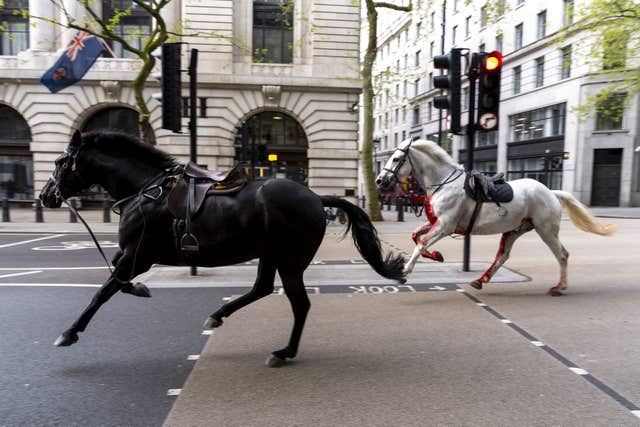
[50,147,87,205]
[383,139,464,196]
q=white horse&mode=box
[375,139,617,296]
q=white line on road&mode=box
[0,283,100,288]
[201,330,213,335]
[631,410,640,419]
[0,234,66,248]
[569,367,589,376]
[0,266,110,271]
[500,319,513,324]
[187,355,200,361]
[167,389,182,396]
[0,271,43,279]
[530,341,546,347]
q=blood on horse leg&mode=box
[411,223,444,262]
[470,232,509,290]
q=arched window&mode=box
[82,107,155,145]
[0,105,32,199]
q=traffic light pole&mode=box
[463,53,480,272]
[188,48,198,276]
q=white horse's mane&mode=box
[409,139,463,170]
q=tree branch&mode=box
[373,1,412,12]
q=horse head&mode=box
[375,139,415,191]
[39,130,88,208]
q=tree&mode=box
[25,0,174,142]
[557,0,640,119]
[362,0,412,221]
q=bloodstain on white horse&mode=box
[376,138,617,296]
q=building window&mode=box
[495,33,503,52]
[603,30,628,70]
[514,23,523,50]
[429,41,435,59]
[465,16,471,38]
[537,10,547,39]
[413,106,421,125]
[401,130,406,141]
[477,130,497,147]
[0,0,29,55]
[474,161,497,175]
[452,25,457,45]
[0,105,32,199]
[416,22,422,38]
[595,93,626,130]
[415,78,421,96]
[513,65,521,94]
[403,53,408,69]
[103,0,152,59]
[479,42,485,53]
[563,0,574,26]
[561,45,572,79]
[507,156,563,190]
[509,103,566,142]
[415,50,421,66]
[480,5,488,28]
[428,72,433,90]
[394,132,398,147]
[453,0,459,12]
[253,0,293,64]
[430,11,436,31]
[535,56,544,87]
[404,29,409,43]
[395,83,400,97]
[403,80,408,97]
[394,108,399,123]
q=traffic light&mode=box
[234,123,249,161]
[151,43,182,133]
[477,50,502,132]
[433,48,463,134]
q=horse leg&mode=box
[203,257,277,329]
[411,223,444,262]
[54,252,152,346]
[110,249,152,298]
[404,221,452,275]
[470,220,534,289]
[267,268,310,368]
[535,224,569,296]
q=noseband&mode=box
[50,147,86,204]
[383,139,415,183]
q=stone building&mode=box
[0,0,361,201]
[366,0,640,207]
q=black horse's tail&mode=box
[320,196,406,282]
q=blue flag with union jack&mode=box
[41,31,106,93]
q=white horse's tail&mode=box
[552,191,617,236]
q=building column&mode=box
[160,0,182,37]
[29,1,56,52]
[61,0,99,48]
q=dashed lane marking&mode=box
[460,290,640,419]
[201,330,213,336]
[187,355,200,361]
[0,234,66,248]
[167,389,181,396]
[0,283,100,288]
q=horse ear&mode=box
[70,130,82,149]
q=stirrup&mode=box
[181,233,199,253]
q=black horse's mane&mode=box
[82,131,179,169]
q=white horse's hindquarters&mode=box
[469,179,561,235]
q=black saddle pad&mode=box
[464,171,514,204]
[487,180,514,203]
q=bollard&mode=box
[34,199,44,223]
[397,197,404,222]
[387,197,392,211]
[405,198,409,212]
[102,198,111,223]
[69,198,78,223]
[2,198,9,222]
[380,197,384,210]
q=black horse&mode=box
[40,130,405,366]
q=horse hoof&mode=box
[548,289,564,297]
[121,282,151,298]
[433,251,444,263]
[203,316,223,329]
[266,355,287,368]
[54,331,78,347]
[470,281,483,290]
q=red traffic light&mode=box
[483,50,503,72]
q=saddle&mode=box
[464,170,513,204]
[462,170,514,235]
[167,161,247,254]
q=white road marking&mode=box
[222,297,231,301]
[631,410,640,419]
[0,271,42,279]
[476,302,487,307]
[0,234,66,248]
[500,319,513,324]
[201,330,213,335]
[569,367,589,376]
[0,283,100,288]
[187,355,200,361]
[531,341,545,347]
[167,389,182,396]
[455,288,465,292]
[0,267,109,271]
